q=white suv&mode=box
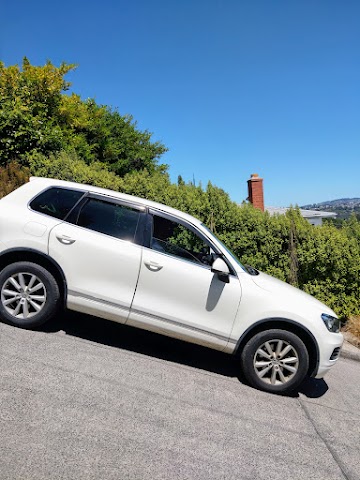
[0,177,343,393]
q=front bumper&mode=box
[314,332,344,379]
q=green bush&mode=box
[26,150,360,318]
[0,58,167,175]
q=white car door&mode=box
[49,195,145,323]
[128,211,242,351]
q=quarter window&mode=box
[77,198,141,242]
[30,188,84,220]
[151,215,212,265]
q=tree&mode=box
[0,58,75,162]
[0,58,168,175]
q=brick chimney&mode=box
[247,173,264,211]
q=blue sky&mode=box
[2,0,359,206]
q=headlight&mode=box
[321,313,341,333]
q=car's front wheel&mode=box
[0,262,60,328]
[240,329,309,394]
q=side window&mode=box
[30,188,84,220]
[76,198,141,242]
[151,215,212,265]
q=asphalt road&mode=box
[1,311,359,480]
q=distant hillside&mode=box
[301,198,360,220]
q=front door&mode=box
[128,211,241,350]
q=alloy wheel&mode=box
[1,272,47,319]
[253,339,299,386]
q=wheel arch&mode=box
[0,248,67,308]
[234,318,319,377]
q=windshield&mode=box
[201,223,246,272]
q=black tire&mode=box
[240,329,309,394]
[0,261,60,329]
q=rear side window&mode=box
[76,198,141,242]
[30,187,84,220]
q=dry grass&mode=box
[0,162,30,199]
[342,315,360,345]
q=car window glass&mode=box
[151,215,212,265]
[77,198,141,242]
[30,188,84,220]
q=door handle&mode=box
[56,235,76,245]
[144,260,163,271]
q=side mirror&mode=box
[211,257,230,283]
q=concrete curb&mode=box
[340,340,360,362]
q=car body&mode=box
[0,177,343,393]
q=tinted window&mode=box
[30,188,84,220]
[77,198,141,242]
[152,215,212,265]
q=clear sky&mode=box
[1,0,359,206]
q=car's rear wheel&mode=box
[240,329,309,394]
[0,262,60,328]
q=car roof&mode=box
[29,177,203,227]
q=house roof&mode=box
[265,206,337,219]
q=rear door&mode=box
[0,185,85,253]
[49,195,146,323]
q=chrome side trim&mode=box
[68,290,129,313]
[68,290,238,345]
[130,307,237,344]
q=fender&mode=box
[0,247,68,307]
[234,317,320,377]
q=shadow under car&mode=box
[41,309,328,399]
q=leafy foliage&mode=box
[0,58,167,175]
[1,58,360,321]
[25,150,360,319]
